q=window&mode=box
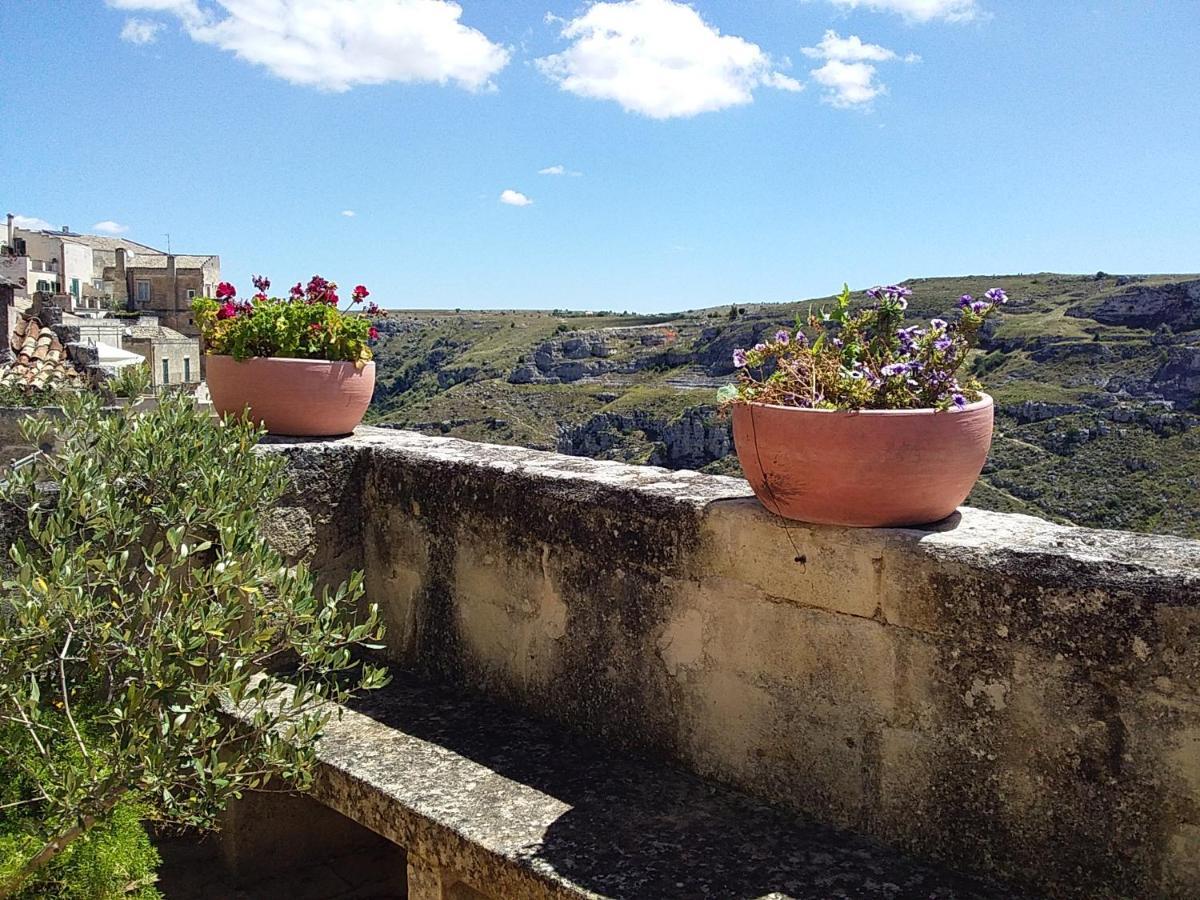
[162,358,170,385]
[186,289,196,303]
[136,280,151,305]
[36,280,50,292]
[70,278,80,300]
[183,357,191,382]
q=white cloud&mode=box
[535,0,802,119]
[341,209,356,217]
[11,215,53,231]
[120,17,164,44]
[108,0,510,92]
[92,221,130,234]
[499,189,533,207]
[803,31,898,63]
[538,164,582,176]
[822,0,981,23]
[802,30,915,108]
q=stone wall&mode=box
[269,428,1200,899]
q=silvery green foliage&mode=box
[0,393,387,897]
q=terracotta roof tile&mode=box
[0,313,86,392]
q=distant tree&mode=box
[728,303,739,320]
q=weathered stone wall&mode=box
[270,428,1200,899]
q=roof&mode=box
[61,234,166,254]
[15,227,164,255]
[0,314,86,392]
[126,254,218,270]
[124,320,193,342]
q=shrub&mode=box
[1,725,160,899]
[721,284,1007,411]
[192,275,386,366]
[0,393,387,897]
[106,363,151,400]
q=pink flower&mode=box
[252,274,271,293]
[216,301,237,320]
[215,282,236,300]
[252,292,268,303]
[352,284,369,303]
[365,301,384,316]
[289,282,304,300]
[368,326,380,340]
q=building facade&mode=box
[111,248,219,335]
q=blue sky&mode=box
[4,0,1198,312]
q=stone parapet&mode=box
[266,427,1200,898]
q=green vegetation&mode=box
[106,363,152,401]
[0,394,387,897]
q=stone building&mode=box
[121,317,201,389]
[2,214,220,335]
[111,248,220,335]
[1,215,163,310]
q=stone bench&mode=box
[222,668,1021,899]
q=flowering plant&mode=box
[192,275,386,368]
[721,284,1007,411]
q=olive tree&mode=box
[0,393,387,898]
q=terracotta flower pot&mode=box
[732,395,994,527]
[205,355,375,437]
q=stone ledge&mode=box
[268,426,1200,575]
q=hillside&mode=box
[367,274,1200,539]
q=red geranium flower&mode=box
[216,301,237,320]
[352,284,369,303]
[215,282,236,300]
[289,282,304,300]
[368,326,379,340]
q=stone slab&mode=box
[283,669,1024,900]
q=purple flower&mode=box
[897,325,924,350]
[774,329,790,345]
[985,288,1008,304]
[867,284,911,307]
[794,330,808,346]
[934,335,953,351]
[930,318,947,330]
[958,294,974,309]
[953,393,967,409]
[252,274,271,293]
[753,342,767,353]
[732,348,748,368]
[881,362,909,377]
[970,300,989,314]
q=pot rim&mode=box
[205,353,373,368]
[737,392,992,417]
